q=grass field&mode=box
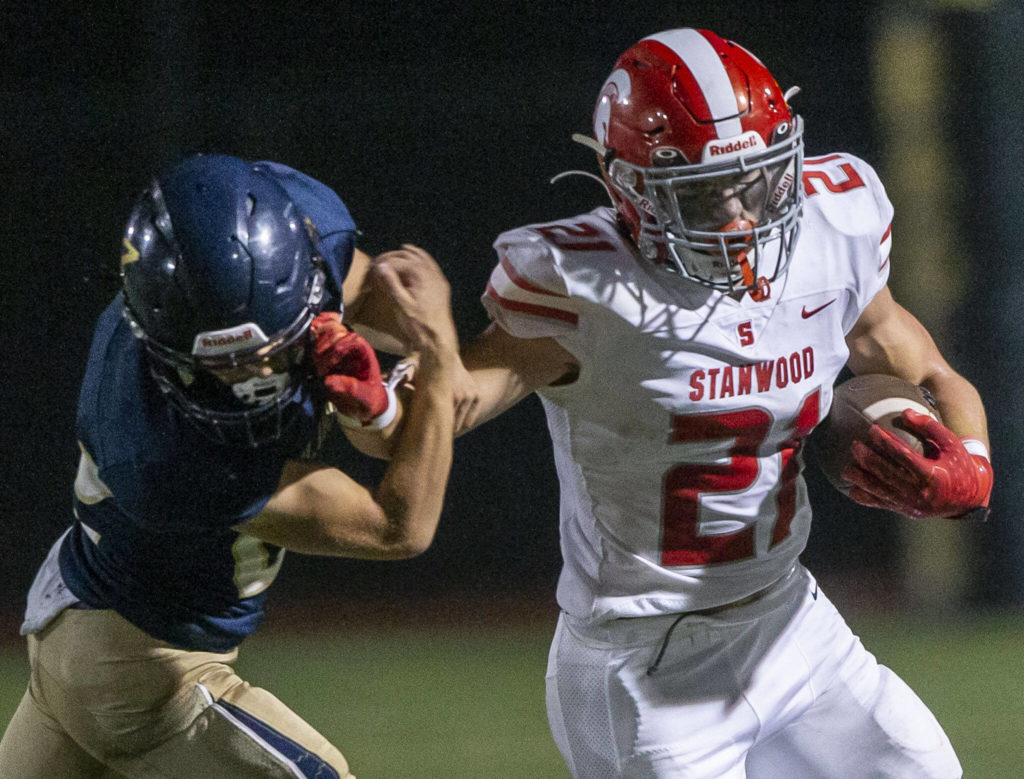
[1,612,1022,777]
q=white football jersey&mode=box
[483,152,893,623]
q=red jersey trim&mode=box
[499,255,569,298]
[485,284,579,325]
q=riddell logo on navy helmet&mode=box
[192,322,270,356]
[200,330,253,348]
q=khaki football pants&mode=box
[0,608,354,778]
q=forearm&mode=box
[334,361,413,460]
[248,243,459,558]
[341,248,409,355]
[920,368,990,450]
[843,290,993,517]
[455,362,534,435]
[371,350,455,553]
[846,287,990,448]
[348,321,408,356]
[245,358,452,559]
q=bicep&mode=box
[845,285,947,383]
[458,323,578,433]
[240,459,394,559]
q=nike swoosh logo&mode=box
[801,299,836,318]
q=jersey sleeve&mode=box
[481,232,580,339]
[858,156,892,299]
[255,161,356,310]
[830,155,894,333]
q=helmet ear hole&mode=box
[652,147,687,167]
[771,121,792,144]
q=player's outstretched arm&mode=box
[241,246,459,559]
[843,285,992,518]
[337,317,579,447]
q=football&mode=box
[808,373,942,496]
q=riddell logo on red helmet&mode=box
[637,195,657,216]
[702,131,765,163]
[709,137,757,156]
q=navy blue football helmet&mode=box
[121,154,326,446]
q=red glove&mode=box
[309,312,391,426]
[842,409,993,520]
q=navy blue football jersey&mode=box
[54,163,356,652]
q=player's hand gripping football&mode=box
[842,408,993,520]
[310,312,392,426]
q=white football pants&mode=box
[545,565,961,778]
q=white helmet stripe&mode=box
[644,29,743,140]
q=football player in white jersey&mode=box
[443,28,992,778]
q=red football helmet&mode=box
[578,28,804,294]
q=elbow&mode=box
[315,517,436,560]
[373,497,441,559]
[367,471,450,559]
[376,524,437,559]
[386,535,434,559]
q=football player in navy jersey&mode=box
[0,154,458,777]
